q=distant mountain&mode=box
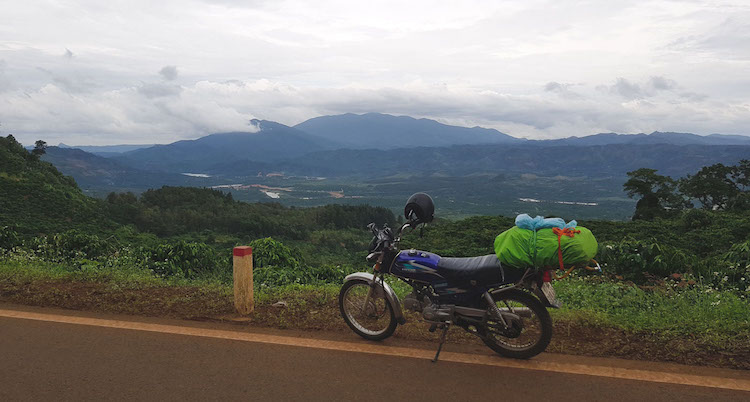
[294,113,522,149]
[273,143,750,178]
[42,147,189,192]
[539,132,750,146]
[115,120,335,173]
[58,143,155,156]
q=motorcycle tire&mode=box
[339,279,397,341]
[478,288,553,359]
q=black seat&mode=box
[437,255,504,285]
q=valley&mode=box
[36,113,750,221]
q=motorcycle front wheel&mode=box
[339,279,397,341]
[478,288,552,359]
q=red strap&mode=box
[552,227,580,271]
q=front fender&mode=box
[344,272,406,325]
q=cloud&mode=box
[543,81,582,99]
[158,65,178,81]
[0,1,748,144]
[649,76,677,91]
[668,16,750,61]
[1,76,748,146]
[0,59,8,92]
[607,78,643,100]
[137,82,183,98]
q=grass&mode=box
[552,274,750,343]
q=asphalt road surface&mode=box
[1,307,748,401]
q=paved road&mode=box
[1,311,748,401]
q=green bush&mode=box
[249,237,300,269]
[26,229,111,261]
[597,238,691,279]
[718,239,750,291]
[142,241,225,279]
[0,226,21,251]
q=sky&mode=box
[0,0,749,145]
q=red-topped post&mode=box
[233,246,254,315]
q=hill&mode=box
[538,131,750,146]
[41,147,191,194]
[58,143,155,157]
[115,120,335,173]
[294,113,522,149]
[0,136,111,234]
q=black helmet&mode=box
[404,193,434,224]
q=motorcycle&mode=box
[338,193,562,362]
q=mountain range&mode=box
[59,113,750,159]
[36,112,750,219]
[294,113,520,149]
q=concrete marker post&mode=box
[233,246,254,315]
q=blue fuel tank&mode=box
[389,249,444,283]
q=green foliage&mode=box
[0,135,110,235]
[248,237,300,269]
[26,230,111,261]
[141,241,226,279]
[597,238,690,279]
[254,264,351,287]
[680,163,740,210]
[623,168,685,220]
[625,160,750,220]
[31,140,47,159]
[0,226,21,251]
[103,186,395,239]
[554,275,750,337]
[721,239,750,290]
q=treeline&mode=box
[105,187,396,239]
[625,160,749,220]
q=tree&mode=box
[679,163,740,211]
[623,168,686,220]
[31,140,47,159]
[731,159,750,190]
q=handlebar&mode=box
[367,222,413,253]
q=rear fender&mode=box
[344,272,406,325]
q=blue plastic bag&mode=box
[515,214,577,231]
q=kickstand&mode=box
[431,324,450,363]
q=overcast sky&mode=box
[1,0,749,145]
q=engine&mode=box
[403,291,454,322]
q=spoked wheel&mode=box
[339,279,397,341]
[478,288,552,359]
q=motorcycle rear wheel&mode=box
[339,279,397,341]
[478,288,552,359]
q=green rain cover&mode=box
[494,226,598,269]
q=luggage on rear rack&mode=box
[494,214,598,270]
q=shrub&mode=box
[25,230,110,261]
[249,237,300,269]
[597,238,691,279]
[0,226,21,251]
[142,241,225,279]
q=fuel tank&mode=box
[389,249,444,283]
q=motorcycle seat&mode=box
[437,255,504,285]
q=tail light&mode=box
[542,270,553,282]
